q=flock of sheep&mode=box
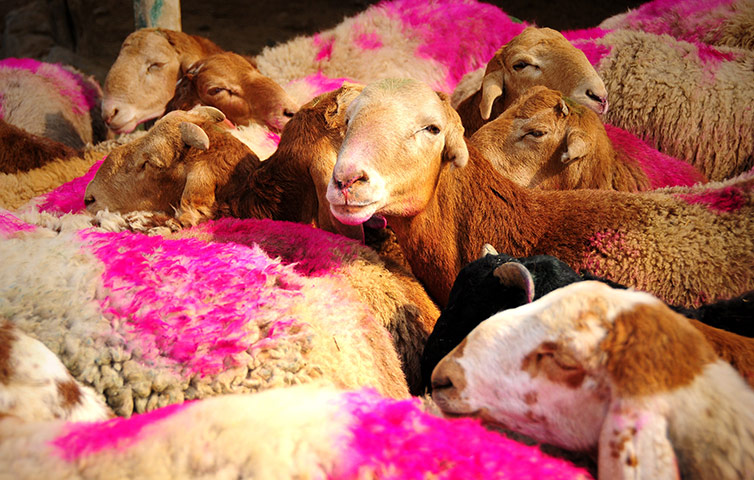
[1,0,753,478]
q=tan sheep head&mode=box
[472,86,615,189]
[166,52,300,133]
[102,29,220,134]
[85,106,229,225]
[479,26,608,120]
[327,79,468,226]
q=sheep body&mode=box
[432,281,754,480]
[0,383,592,480]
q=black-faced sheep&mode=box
[432,281,754,480]
[326,79,754,309]
[470,86,707,191]
[419,245,754,392]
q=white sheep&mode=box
[432,281,754,480]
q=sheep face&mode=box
[85,107,228,223]
[167,52,299,133]
[474,86,609,188]
[480,27,608,120]
[103,30,183,134]
[327,79,468,226]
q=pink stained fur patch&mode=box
[303,72,353,97]
[52,401,191,461]
[0,58,100,116]
[78,228,309,377]
[677,186,748,213]
[185,217,364,277]
[352,23,383,50]
[0,210,37,236]
[333,389,593,479]
[604,124,707,188]
[382,0,528,91]
[37,159,104,214]
[563,29,613,66]
[314,33,336,62]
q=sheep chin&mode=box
[329,202,380,226]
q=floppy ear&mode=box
[179,122,210,150]
[437,92,469,168]
[479,69,504,121]
[493,262,534,303]
[561,128,591,164]
[598,401,680,479]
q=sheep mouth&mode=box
[329,202,380,226]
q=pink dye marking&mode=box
[333,389,592,479]
[0,210,37,236]
[52,401,191,461]
[677,186,748,213]
[314,34,335,62]
[694,42,739,66]
[37,159,104,214]
[265,130,281,146]
[563,29,613,67]
[382,0,527,91]
[352,23,383,50]
[303,72,352,97]
[0,58,100,116]
[604,124,707,188]
[188,217,363,277]
[79,228,307,377]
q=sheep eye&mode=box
[207,87,227,96]
[512,61,529,71]
[526,130,546,138]
[425,125,441,135]
[148,62,165,73]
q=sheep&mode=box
[0,383,593,480]
[0,317,112,423]
[470,86,707,191]
[0,119,77,174]
[599,0,754,50]
[596,29,754,180]
[0,58,108,149]
[102,28,225,133]
[431,281,754,480]
[453,26,609,137]
[0,207,431,415]
[164,51,300,133]
[419,245,754,392]
[326,78,754,310]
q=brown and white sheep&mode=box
[452,26,608,137]
[165,52,299,133]
[326,79,754,309]
[0,317,112,422]
[431,281,754,480]
[102,28,225,133]
[470,86,707,191]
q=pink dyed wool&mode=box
[677,185,749,213]
[334,390,592,479]
[0,210,37,236]
[0,58,100,116]
[37,159,104,214]
[303,72,353,97]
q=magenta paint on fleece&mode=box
[38,159,104,214]
[52,401,191,461]
[0,209,37,236]
[381,0,527,91]
[79,228,308,377]
[352,23,384,50]
[562,28,613,66]
[604,124,707,188]
[677,186,749,214]
[0,58,100,116]
[314,33,336,62]
[303,72,352,97]
[332,389,592,480]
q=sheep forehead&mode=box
[352,80,444,128]
[122,30,174,62]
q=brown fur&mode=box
[688,319,754,387]
[471,87,651,191]
[0,322,15,385]
[0,119,78,174]
[56,379,83,412]
[521,342,587,389]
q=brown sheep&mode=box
[470,86,707,191]
[165,52,299,133]
[326,79,754,310]
[453,27,608,137]
[102,28,225,133]
[0,119,77,174]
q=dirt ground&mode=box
[1,0,645,82]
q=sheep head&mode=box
[327,79,468,226]
[479,27,608,120]
[102,29,222,133]
[431,280,726,477]
[166,52,299,133]
[472,86,613,189]
[85,106,253,226]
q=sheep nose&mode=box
[430,374,454,392]
[586,90,609,113]
[103,107,118,125]
[84,194,95,207]
[333,171,369,191]
[283,108,295,118]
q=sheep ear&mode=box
[479,69,504,120]
[437,92,469,168]
[179,122,210,150]
[557,98,570,117]
[493,262,534,303]
[176,163,216,227]
[326,83,364,126]
[479,243,499,258]
[598,401,680,479]
[561,128,591,164]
